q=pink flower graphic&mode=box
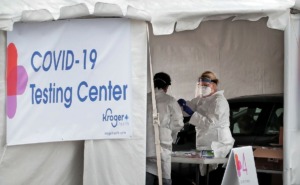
[235,153,242,177]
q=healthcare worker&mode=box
[178,71,234,159]
[146,72,184,185]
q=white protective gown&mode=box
[187,90,234,158]
[146,88,184,180]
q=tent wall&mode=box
[0,30,5,159]
[83,20,147,185]
[284,15,300,185]
[0,20,147,185]
[149,18,284,99]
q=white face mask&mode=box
[201,86,212,97]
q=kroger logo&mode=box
[102,108,129,128]
[6,43,28,119]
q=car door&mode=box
[254,103,283,146]
[229,102,273,147]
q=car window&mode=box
[265,105,283,134]
[231,106,261,135]
[229,100,275,136]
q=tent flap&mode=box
[0,0,296,34]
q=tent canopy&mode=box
[1,1,300,185]
[0,0,296,34]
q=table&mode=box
[171,153,228,185]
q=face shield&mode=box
[195,77,216,98]
[195,82,202,98]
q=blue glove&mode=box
[183,105,194,116]
[177,99,186,106]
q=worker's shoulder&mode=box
[213,91,228,103]
[158,93,177,103]
[164,93,177,101]
[214,90,225,98]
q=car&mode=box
[228,93,283,147]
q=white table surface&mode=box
[171,156,228,164]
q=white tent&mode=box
[0,0,300,184]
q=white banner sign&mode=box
[6,19,133,145]
[221,146,258,185]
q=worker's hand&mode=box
[177,99,186,106]
[183,105,194,116]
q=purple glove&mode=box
[183,105,194,116]
[177,99,186,106]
